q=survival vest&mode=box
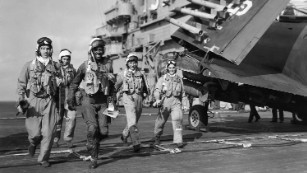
[161,74,183,97]
[122,69,145,95]
[84,60,111,95]
[26,59,58,98]
[60,64,75,86]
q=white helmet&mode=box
[58,49,71,61]
[126,53,138,63]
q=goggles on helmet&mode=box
[90,38,105,49]
[126,53,138,62]
[167,60,176,66]
[37,37,52,48]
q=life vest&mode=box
[162,74,182,97]
[60,64,75,86]
[122,69,144,95]
[84,60,111,95]
[26,59,58,98]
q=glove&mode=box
[153,100,162,108]
[16,98,29,116]
[67,98,76,111]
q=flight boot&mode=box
[129,125,141,152]
[89,159,98,169]
[40,161,50,168]
[120,134,129,146]
[28,144,36,157]
[154,136,160,146]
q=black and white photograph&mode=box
[1,0,307,172]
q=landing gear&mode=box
[188,103,208,131]
[295,112,306,124]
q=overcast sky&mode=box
[0,0,112,101]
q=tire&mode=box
[188,105,208,130]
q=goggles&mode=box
[126,54,138,62]
[37,37,52,47]
[167,60,176,65]
[90,38,105,48]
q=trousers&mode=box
[54,104,76,143]
[122,93,143,146]
[154,97,183,144]
[25,95,58,163]
[81,96,108,159]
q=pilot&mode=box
[115,53,149,152]
[248,104,261,123]
[67,37,115,169]
[152,59,186,148]
[53,49,77,148]
[17,37,60,167]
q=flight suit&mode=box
[17,59,59,163]
[115,69,148,147]
[68,59,113,160]
[54,64,77,144]
[154,73,185,144]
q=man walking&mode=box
[53,49,77,148]
[67,37,115,169]
[17,37,60,167]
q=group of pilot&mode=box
[17,36,186,169]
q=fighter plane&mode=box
[157,0,307,129]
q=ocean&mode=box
[0,101,21,118]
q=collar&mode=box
[168,73,176,77]
[61,64,72,69]
[36,56,50,66]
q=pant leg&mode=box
[81,98,99,159]
[170,100,183,144]
[154,100,171,137]
[97,103,109,141]
[135,95,143,124]
[63,109,76,142]
[54,104,64,143]
[38,98,58,163]
[25,97,43,146]
[123,94,139,145]
[25,107,42,146]
[121,94,143,138]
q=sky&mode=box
[0,0,112,101]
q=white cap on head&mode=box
[126,53,138,62]
[58,49,71,61]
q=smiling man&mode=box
[114,53,149,152]
[17,37,60,167]
[152,58,186,148]
[67,37,115,169]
